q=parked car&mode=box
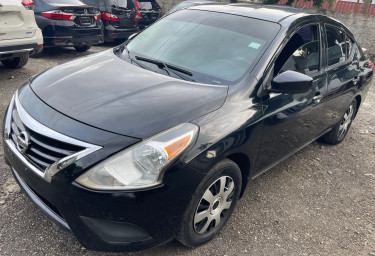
[33,0,103,52]
[165,0,219,15]
[3,4,373,252]
[0,0,43,68]
[138,0,162,29]
[80,0,140,42]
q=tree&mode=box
[362,0,372,14]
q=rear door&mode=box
[0,0,36,41]
[322,24,361,128]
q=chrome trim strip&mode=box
[6,139,44,178]
[4,94,15,140]
[0,48,34,55]
[5,91,102,182]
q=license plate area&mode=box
[79,16,92,26]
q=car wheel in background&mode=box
[74,45,91,52]
[321,99,358,145]
[1,54,29,69]
[178,159,242,247]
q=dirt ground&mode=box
[0,46,374,256]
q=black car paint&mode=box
[30,50,228,138]
[33,0,103,47]
[138,0,162,29]
[80,0,139,41]
[3,5,373,252]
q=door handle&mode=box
[312,93,323,104]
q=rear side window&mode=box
[276,24,320,76]
[326,26,346,66]
[41,0,86,5]
[81,0,135,11]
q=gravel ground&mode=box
[0,46,374,256]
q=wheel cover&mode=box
[193,176,235,234]
[338,104,354,138]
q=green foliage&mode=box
[260,0,329,8]
[311,0,323,7]
[262,0,279,4]
[286,0,294,5]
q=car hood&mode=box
[30,50,228,139]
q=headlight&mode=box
[75,123,199,190]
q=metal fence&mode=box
[277,0,375,15]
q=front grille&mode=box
[9,104,84,172]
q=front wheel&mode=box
[1,54,29,69]
[74,45,91,52]
[177,159,242,247]
[321,99,357,145]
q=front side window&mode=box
[326,26,346,66]
[275,24,320,76]
[125,10,280,84]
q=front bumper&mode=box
[2,87,205,252]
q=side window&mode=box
[326,26,346,66]
[274,24,320,76]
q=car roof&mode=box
[190,4,311,23]
[182,0,218,3]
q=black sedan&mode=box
[138,0,162,29]
[33,0,103,52]
[3,4,373,252]
[81,0,140,42]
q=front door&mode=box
[255,23,328,174]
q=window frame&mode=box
[323,23,355,70]
[263,22,323,90]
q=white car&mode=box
[0,0,43,69]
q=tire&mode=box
[74,45,91,52]
[29,50,44,58]
[321,99,357,145]
[177,159,242,247]
[1,54,29,69]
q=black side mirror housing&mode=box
[270,70,313,94]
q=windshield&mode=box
[125,10,280,85]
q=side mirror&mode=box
[270,70,313,94]
[128,33,138,40]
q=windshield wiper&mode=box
[121,45,154,71]
[135,56,196,82]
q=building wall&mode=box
[314,9,375,56]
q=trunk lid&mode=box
[0,0,36,40]
[42,2,100,27]
[138,0,161,23]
